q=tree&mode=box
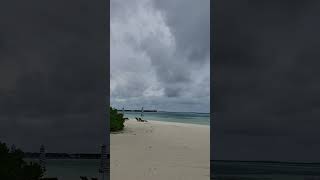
[0,142,44,180]
[110,107,126,132]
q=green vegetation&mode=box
[0,142,44,180]
[110,107,126,132]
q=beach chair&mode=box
[138,117,148,122]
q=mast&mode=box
[141,107,144,119]
[39,144,46,172]
[10,144,16,152]
[99,144,108,180]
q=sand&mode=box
[110,120,210,180]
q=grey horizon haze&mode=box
[0,0,108,153]
[110,0,210,113]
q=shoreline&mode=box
[126,118,210,127]
[111,119,210,180]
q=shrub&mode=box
[0,142,44,180]
[110,107,125,132]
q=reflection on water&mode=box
[211,160,320,180]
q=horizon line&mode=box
[114,109,210,114]
[212,159,320,164]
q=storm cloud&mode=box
[0,0,108,153]
[213,0,320,162]
[110,0,210,112]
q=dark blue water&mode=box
[212,160,320,180]
[26,159,109,180]
[123,111,210,125]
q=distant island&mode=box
[24,152,109,160]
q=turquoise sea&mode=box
[122,111,210,125]
[23,112,208,179]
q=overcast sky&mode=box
[110,0,210,113]
[0,0,107,153]
[213,0,320,162]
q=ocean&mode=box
[25,159,320,180]
[26,159,106,180]
[212,160,320,180]
[122,111,210,125]
[22,112,207,179]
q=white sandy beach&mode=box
[110,119,210,180]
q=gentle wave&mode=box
[123,111,210,125]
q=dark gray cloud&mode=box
[0,0,108,153]
[153,0,210,63]
[111,0,210,112]
[213,0,320,162]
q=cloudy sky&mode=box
[110,0,210,113]
[213,0,320,162]
[0,0,107,153]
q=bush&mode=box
[0,142,44,180]
[110,107,125,132]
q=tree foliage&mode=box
[0,142,44,180]
[110,107,125,132]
